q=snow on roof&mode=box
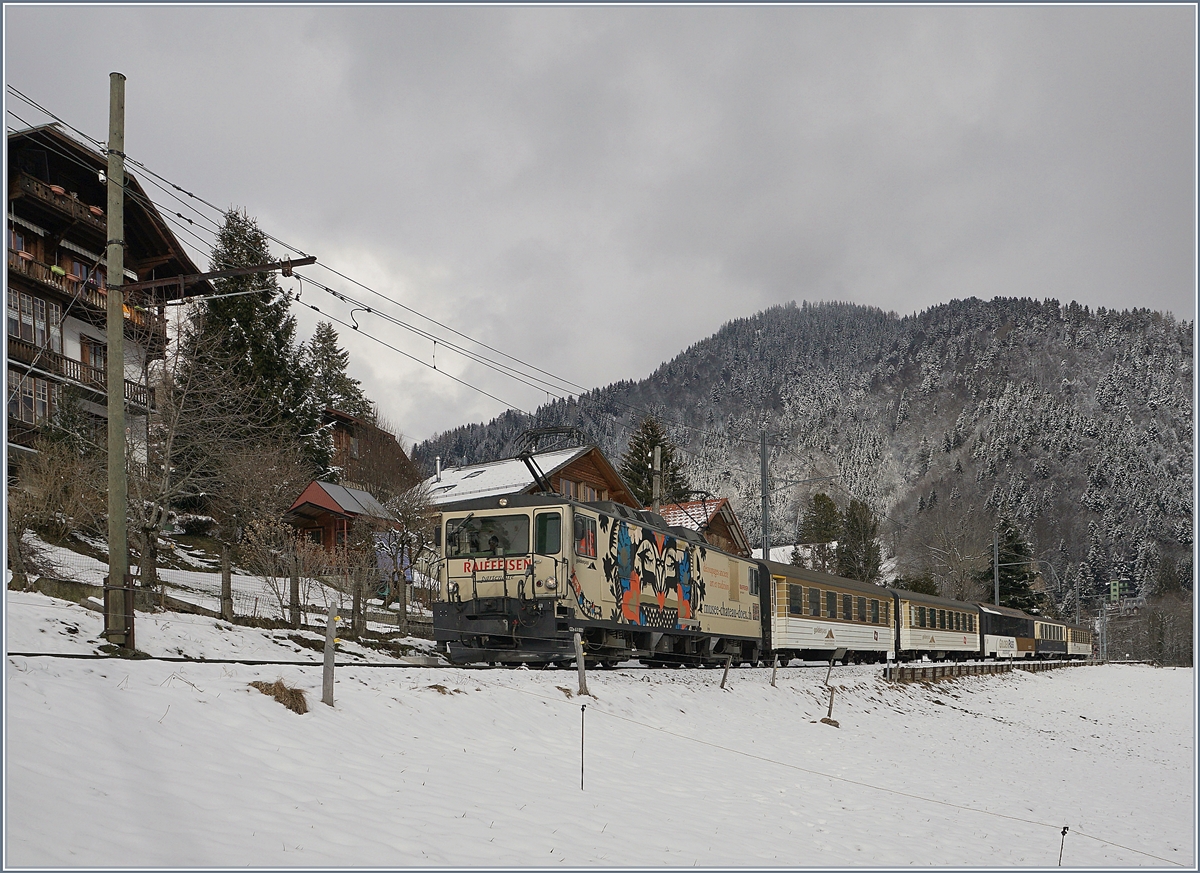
[423,447,588,506]
[657,499,724,530]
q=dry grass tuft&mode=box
[250,679,308,714]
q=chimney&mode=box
[435,456,442,482]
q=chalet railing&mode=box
[7,335,151,408]
[8,248,165,337]
[11,172,108,235]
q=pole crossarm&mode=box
[121,256,317,294]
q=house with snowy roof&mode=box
[284,480,395,549]
[422,445,641,510]
[656,498,753,558]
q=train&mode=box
[431,493,1093,666]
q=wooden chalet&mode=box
[325,408,420,496]
[657,498,753,557]
[423,445,640,510]
[7,124,213,473]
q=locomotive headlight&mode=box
[448,581,459,596]
[545,580,557,591]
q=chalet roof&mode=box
[287,480,392,522]
[658,498,751,556]
[424,447,589,506]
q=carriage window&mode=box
[870,600,879,623]
[445,514,530,558]
[748,566,759,596]
[843,594,852,622]
[937,609,944,629]
[788,584,804,616]
[918,606,926,628]
[856,597,866,622]
[826,591,837,619]
[808,587,821,617]
[535,513,561,555]
[883,602,890,626]
[574,514,597,558]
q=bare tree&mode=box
[375,483,435,636]
[899,500,992,601]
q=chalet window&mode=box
[71,260,88,281]
[573,514,597,559]
[305,529,322,545]
[7,370,53,425]
[81,336,107,374]
[856,597,866,622]
[825,590,837,618]
[9,292,61,352]
[349,437,359,459]
[559,478,574,498]
[9,227,26,252]
[535,512,561,555]
[788,584,803,616]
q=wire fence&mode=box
[8,530,436,638]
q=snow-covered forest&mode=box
[414,297,1193,611]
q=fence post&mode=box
[573,632,589,697]
[322,602,337,707]
[220,543,233,622]
[289,557,300,628]
[720,654,733,689]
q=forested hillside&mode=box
[414,298,1193,611]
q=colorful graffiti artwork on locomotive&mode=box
[568,571,603,620]
[599,516,706,629]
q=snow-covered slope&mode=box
[4,591,1194,867]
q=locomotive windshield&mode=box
[445,514,530,558]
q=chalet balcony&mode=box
[10,172,108,237]
[7,335,151,409]
[8,248,166,342]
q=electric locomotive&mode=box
[432,495,763,666]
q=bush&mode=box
[249,679,308,714]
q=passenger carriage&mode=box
[433,495,763,666]
[1033,617,1069,659]
[977,603,1036,659]
[891,589,980,662]
[763,561,894,663]
[1065,622,1093,659]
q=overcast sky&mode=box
[5,5,1195,445]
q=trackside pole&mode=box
[771,654,779,687]
[580,704,586,790]
[573,632,589,696]
[719,653,732,689]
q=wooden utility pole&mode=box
[104,71,129,648]
[651,446,661,515]
[760,431,770,561]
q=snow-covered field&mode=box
[4,590,1195,868]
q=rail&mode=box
[7,335,151,408]
[11,172,108,234]
[886,659,1103,682]
[8,249,165,336]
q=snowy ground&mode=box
[4,590,1196,868]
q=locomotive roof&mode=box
[762,561,891,598]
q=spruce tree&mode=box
[189,208,330,471]
[798,493,842,573]
[617,417,688,508]
[836,499,882,583]
[305,321,372,418]
[974,520,1043,612]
